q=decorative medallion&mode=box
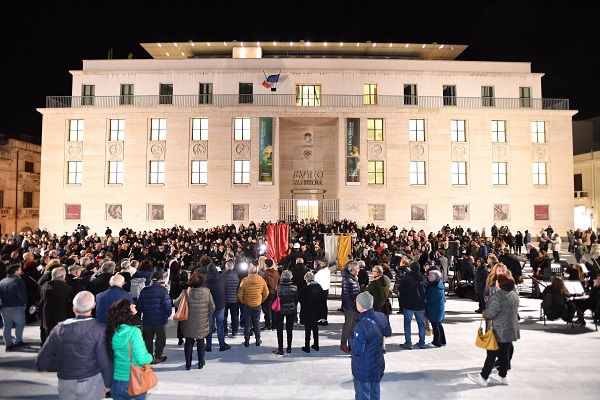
[535,146,547,158]
[411,144,425,157]
[370,144,383,156]
[303,150,312,159]
[193,143,207,155]
[235,143,249,156]
[67,144,81,157]
[452,144,466,158]
[304,132,313,144]
[150,144,164,156]
[109,143,122,156]
[493,145,507,159]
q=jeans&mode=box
[353,379,380,400]
[1,306,25,346]
[224,302,239,335]
[403,308,425,346]
[207,308,226,348]
[141,324,166,357]
[341,309,357,347]
[243,305,261,342]
[275,312,295,351]
[481,341,511,379]
[110,379,146,400]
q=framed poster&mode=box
[190,204,207,221]
[65,204,81,220]
[368,204,386,221]
[534,205,549,220]
[106,204,122,220]
[453,205,469,221]
[232,204,249,221]
[493,204,510,221]
[411,204,427,221]
[346,118,360,184]
[148,204,164,221]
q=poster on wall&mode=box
[494,204,510,221]
[346,118,360,184]
[259,117,273,183]
[453,205,469,221]
[148,204,164,221]
[411,204,427,221]
[65,204,81,220]
[106,204,122,220]
[190,204,207,221]
[534,205,549,220]
[232,204,249,221]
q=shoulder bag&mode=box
[271,286,281,312]
[128,341,157,396]
[173,289,189,321]
[475,317,499,351]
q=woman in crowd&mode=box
[298,271,324,353]
[541,276,577,323]
[21,259,41,324]
[514,231,524,255]
[483,262,511,303]
[474,258,488,313]
[272,269,298,355]
[174,272,215,370]
[106,298,153,400]
[425,269,446,347]
[468,274,520,387]
[261,258,280,331]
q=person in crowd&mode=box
[87,261,115,296]
[365,265,390,316]
[168,249,183,302]
[174,272,214,370]
[340,261,360,354]
[41,267,73,343]
[298,270,323,353]
[550,233,562,263]
[204,263,231,352]
[237,264,268,347]
[474,258,488,313]
[105,298,153,398]
[291,258,309,293]
[272,269,298,355]
[468,274,520,387]
[497,248,522,284]
[0,263,28,350]
[95,274,133,325]
[575,238,587,263]
[399,262,427,350]
[261,258,280,331]
[21,259,42,324]
[541,276,577,323]
[36,291,113,399]
[222,260,240,338]
[425,269,446,347]
[483,263,511,303]
[313,259,331,326]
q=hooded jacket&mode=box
[110,323,153,381]
[204,264,226,310]
[175,286,215,339]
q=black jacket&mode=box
[399,271,427,311]
[277,279,298,316]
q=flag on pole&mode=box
[262,80,271,89]
[266,74,280,83]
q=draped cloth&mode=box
[267,223,289,264]
[336,234,352,271]
[324,234,338,266]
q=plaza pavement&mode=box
[1,251,599,399]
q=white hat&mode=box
[293,243,300,249]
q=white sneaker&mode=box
[490,374,508,385]
[467,373,489,387]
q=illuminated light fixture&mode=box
[191,42,195,47]
[241,42,244,47]
[181,52,184,56]
[174,43,178,47]
[422,44,426,48]
[324,42,328,46]
[223,42,227,46]
[356,42,359,47]
[205,42,209,47]
[372,42,376,47]
[273,41,277,46]
[439,44,444,49]
[256,42,260,46]
[306,42,311,46]
[157,43,162,47]
[405,43,409,48]
[451,46,454,50]
[389,43,392,48]
[289,42,293,46]
[339,42,343,46]
[166,52,170,56]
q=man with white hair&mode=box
[36,290,113,399]
[40,267,73,342]
[95,274,133,324]
[87,261,115,296]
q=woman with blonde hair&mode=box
[483,262,512,303]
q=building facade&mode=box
[39,41,576,235]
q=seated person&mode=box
[572,276,600,326]
[535,249,552,278]
[541,277,577,323]
[566,263,585,285]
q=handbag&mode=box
[173,289,189,321]
[271,295,281,312]
[475,318,499,351]
[128,342,157,396]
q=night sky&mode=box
[2,1,598,140]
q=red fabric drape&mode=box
[266,224,277,261]
[266,223,289,264]
[277,223,289,264]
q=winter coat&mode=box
[222,269,240,304]
[291,264,309,292]
[399,271,427,311]
[86,273,112,296]
[277,278,298,316]
[350,309,392,383]
[365,277,389,314]
[262,268,281,295]
[135,282,172,326]
[0,274,27,308]
[341,268,360,312]
[95,286,134,324]
[110,324,153,382]
[483,288,520,343]
[204,267,226,310]
[298,281,324,324]
[41,279,73,330]
[175,286,215,339]
[474,265,488,296]
[425,279,445,323]
[237,274,268,307]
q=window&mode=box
[519,87,531,108]
[150,118,166,141]
[82,84,95,106]
[199,83,213,105]
[69,120,84,141]
[451,120,466,142]
[409,119,425,141]
[24,161,34,173]
[191,160,208,184]
[233,160,250,184]
[491,120,506,142]
[531,121,546,143]
[368,161,384,184]
[67,161,82,184]
[159,83,173,105]
[481,86,495,107]
[239,83,253,104]
[234,118,251,140]
[404,84,417,105]
[493,162,507,185]
[149,161,165,184]
[109,119,125,141]
[364,84,378,105]
[533,162,547,185]
[120,84,134,105]
[574,173,583,192]
[367,118,383,141]
[0,190,4,208]
[452,162,467,185]
[410,161,426,185]
[108,161,123,184]
[191,118,208,141]
[296,85,321,106]
[443,85,456,106]
[23,192,33,208]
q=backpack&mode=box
[129,277,146,299]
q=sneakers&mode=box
[416,343,427,349]
[339,345,351,354]
[425,329,432,336]
[490,374,509,385]
[219,344,231,351]
[467,373,489,387]
[399,343,413,350]
[427,343,441,348]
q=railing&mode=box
[46,94,570,111]
[0,208,12,216]
[19,208,39,216]
[18,172,40,181]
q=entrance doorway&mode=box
[297,200,319,222]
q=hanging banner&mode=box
[259,117,273,183]
[346,118,360,183]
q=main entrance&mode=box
[297,200,319,221]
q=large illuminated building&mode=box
[39,41,575,235]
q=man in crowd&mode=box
[41,267,73,344]
[399,262,427,350]
[237,264,268,347]
[95,274,133,324]
[223,260,240,338]
[0,263,28,350]
[340,261,360,354]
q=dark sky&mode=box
[2,1,599,140]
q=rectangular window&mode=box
[531,121,546,143]
[481,86,495,107]
[491,120,506,142]
[367,118,383,141]
[519,87,531,108]
[108,161,123,184]
[409,119,425,141]
[150,118,166,141]
[67,161,82,184]
[82,84,95,106]
[452,161,467,185]
[410,161,426,185]
[149,161,165,184]
[0,190,4,208]
[364,84,378,105]
[23,192,33,208]
[239,83,253,104]
[159,83,173,105]
[533,162,547,185]
[24,161,35,173]
[296,85,321,106]
[191,118,208,141]
[451,120,466,142]
[191,160,208,184]
[443,85,456,106]
[574,173,583,192]
[493,162,507,185]
[234,118,251,140]
[233,160,250,184]
[404,84,417,105]
[199,83,213,105]
[109,119,125,141]
[368,161,384,184]
[69,120,84,141]
[120,84,134,105]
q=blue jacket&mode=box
[425,279,445,323]
[95,286,134,324]
[350,309,392,382]
[0,274,27,308]
[135,282,172,325]
[400,271,427,311]
[204,268,226,311]
[222,269,240,304]
[341,268,360,312]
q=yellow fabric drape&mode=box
[336,234,352,271]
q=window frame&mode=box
[191,118,208,141]
[120,84,134,105]
[404,84,418,105]
[109,119,125,141]
[191,160,208,184]
[443,85,457,106]
[363,84,378,105]
[234,118,251,141]
[519,87,531,108]
[295,85,321,107]
[149,160,165,184]
[199,83,213,105]
[67,161,83,184]
[367,160,384,184]
[108,161,124,184]
[450,120,466,142]
[409,119,425,142]
[159,83,173,105]
[150,118,166,141]
[23,191,33,208]
[493,162,508,185]
[491,120,506,143]
[531,121,546,143]
[239,83,253,104]
[69,119,84,142]
[481,86,495,107]
[367,118,384,141]
[451,161,467,185]
[533,162,547,185]
[410,161,426,185]
[233,160,250,184]
[82,84,95,106]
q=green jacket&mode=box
[111,324,153,381]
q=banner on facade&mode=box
[259,117,273,183]
[346,118,360,183]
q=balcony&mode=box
[18,172,40,181]
[19,208,39,217]
[46,94,570,111]
[0,208,12,216]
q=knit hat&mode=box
[409,262,421,273]
[356,291,374,310]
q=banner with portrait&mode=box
[346,118,360,184]
[259,117,273,183]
